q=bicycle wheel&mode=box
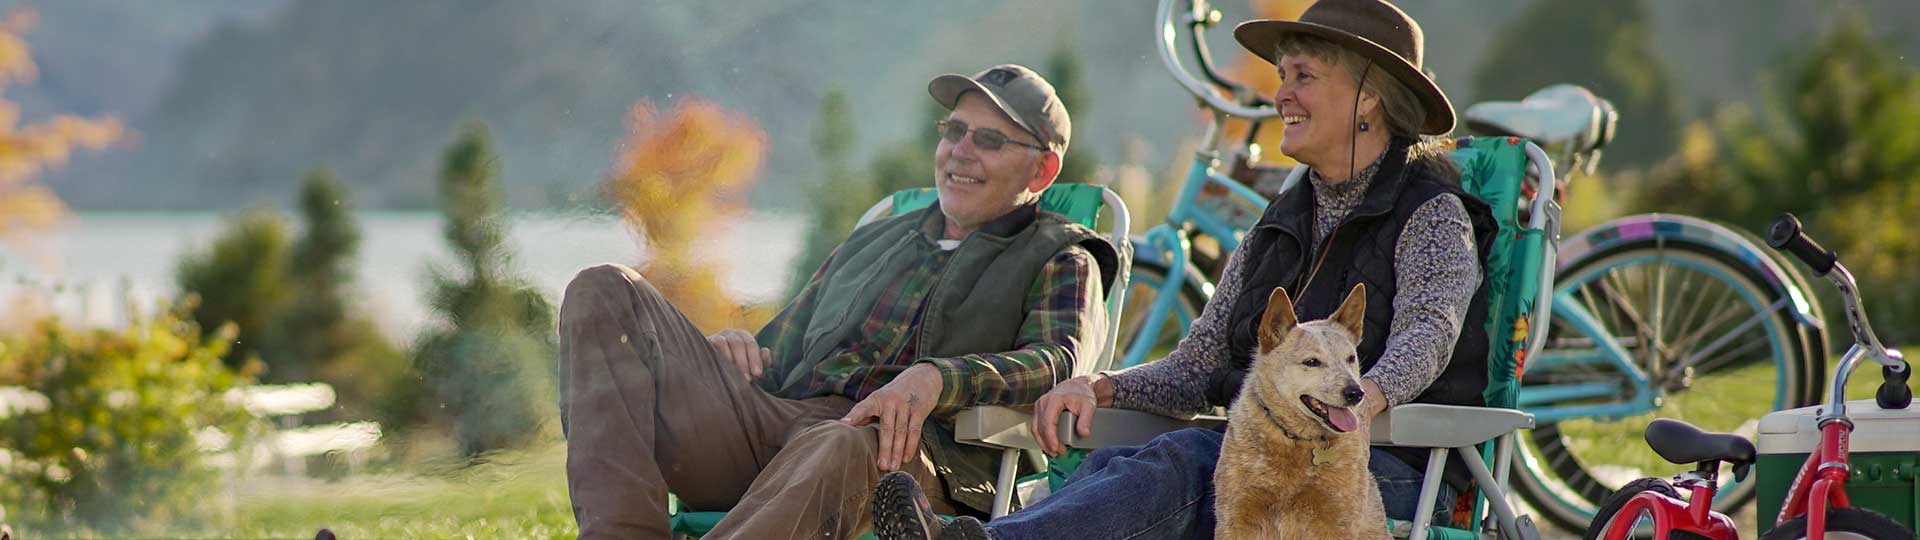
[1113,260,1206,368]
[1761,507,1916,539]
[1515,240,1825,532]
[1581,477,1715,540]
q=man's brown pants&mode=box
[559,264,955,539]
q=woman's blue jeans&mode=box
[983,427,1455,540]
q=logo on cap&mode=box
[979,68,1019,87]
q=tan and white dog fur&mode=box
[1214,284,1386,539]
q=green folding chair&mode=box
[668,182,1134,538]
[950,137,1561,539]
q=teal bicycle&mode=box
[1124,0,1830,532]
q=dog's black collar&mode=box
[1254,395,1332,446]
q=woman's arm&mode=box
[1364,193,1482,410]
[1098,242,1255,417]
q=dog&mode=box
[1214,284,1386,539]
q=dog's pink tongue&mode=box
[1328,407,1360,433]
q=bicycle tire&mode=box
[1114,260,1207,368]
[1761,507,1916,539]
[1582,477,1696,540]
[1515,239,1825,533]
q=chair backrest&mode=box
[1444,136,1559,411]
[855,183,1133,373]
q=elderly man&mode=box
[558,64,1119,540]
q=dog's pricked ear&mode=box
[1259,287,1298,354]
[1331,283,1366,339]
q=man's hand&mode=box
[706,329,771,381]
[841,363,943,472]
[1032,374,1111,456]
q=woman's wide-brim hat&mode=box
[1234,0,1455,134]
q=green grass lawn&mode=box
[220,443,576,539]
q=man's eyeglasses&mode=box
[934,119,1048,152]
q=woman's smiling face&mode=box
[1273,53,1365,169]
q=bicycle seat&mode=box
[1644,418,1756,466]
[1464,85,1618,153]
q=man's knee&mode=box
[787,420,878,456]
[567,263,644,302]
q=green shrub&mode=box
[0,309,255,535]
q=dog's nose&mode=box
[1342,385,1365,406]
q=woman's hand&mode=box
[1355,377,1389,434]
[1031,374,1113,456]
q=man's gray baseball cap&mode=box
[928,64,1071,155]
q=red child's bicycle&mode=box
[1584,213,1916,540]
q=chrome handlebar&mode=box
[1155,0,1278,121]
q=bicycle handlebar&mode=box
[1156,0,1278,120]
[1766,214,1837,275]
[1764,213,1910,414]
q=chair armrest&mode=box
[1059,408,1226,449]
[953,406,1229,451]
[1368,403,1534,448]
[952,406,1043,451]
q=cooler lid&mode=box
[1756,398,1920,454]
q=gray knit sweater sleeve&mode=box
[1365,193,1482,407]
[1099,241,1255,417]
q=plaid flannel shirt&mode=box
[758,206,1099,416]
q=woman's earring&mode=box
[1358,121,1370,132]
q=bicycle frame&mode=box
[1599,472,1740,540]
[1603,244,1907,540]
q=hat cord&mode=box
[1349,60,1376,182]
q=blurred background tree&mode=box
[173,171,405,424]
[411,124,557,456]
[272,171,408,422]
[1642,13,1920,343]
[0,309,253,535]
[176,208,291,373]
[1046,38,1098,185]
[606,98,771,330]
[0,9,122,234]
[1470,0,1681,168]
[787,89,865,300]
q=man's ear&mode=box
[1027,150,1062,193]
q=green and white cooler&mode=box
[1755,398,1920,534]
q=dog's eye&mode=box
[1302,358,1322,367]
[1348,354,1358,365]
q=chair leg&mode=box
[1457,445,1529,538]
[1409,448,1449,539]
[991,447,1020,518]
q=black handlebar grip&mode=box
[1877,360,1912,410]
[1766,214,1837,275]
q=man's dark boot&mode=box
[938,516,991,540]
[872,471,943,540]
[871,471,993,540]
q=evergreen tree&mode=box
[787,89,866,299]
[261,169,360,384]
[176,208,292,372]
[1649,13,1920,342]
[412,124,557,455]
[1470,0,1680,168]
[274,169,408,421]
[1046,40,1097,184]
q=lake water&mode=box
[0,211,806,339]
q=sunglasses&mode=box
[934,119,1048,152]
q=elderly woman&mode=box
[871,1,1498,539]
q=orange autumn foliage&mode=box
[0,9,125,233]
[605,98,769,331]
